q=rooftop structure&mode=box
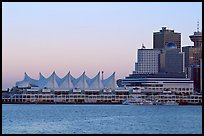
[16,72,117,89]
[153,27,181,50]
[159,42,185,74]
[189,21,202,47]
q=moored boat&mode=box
[122,97,153,105]
[155,101,179,105]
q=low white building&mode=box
[121,77,194,94]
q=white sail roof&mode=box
[16,81,31,87]
[44,72,59,89]
[59,72,74,89]
[39,72,46,80]
[15,71,117,89]
[16,72,38,87]
[74,72,89,89]
[102,72,117,89]
[37,72,47,88]
[89,72,104,89]
[54,72,63,85]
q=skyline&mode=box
[2,2,202,89]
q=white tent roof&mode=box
[74,72,89,89]
[37,72,47,88]
[16,81,31,87]
[44,72,59,89]
[102,72,117,89]
[39,72,46,80]
[16,72,38,87]
[59,72,74,89]
[89,72,104,89]
[15,71,117,89]
[54,72,63,85]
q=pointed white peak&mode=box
[89,72,104,89]
[84,72,91,84]
[47,71,54,80]
[54,71,63,85]
[74,72,89,89]
[60,71,74,89]
[44,71,59,89]
[16,72,30,86]
[69,71,75,82]
[102,72,116,89]
[63,71,75,82]
[22,72,38,86]
[37,72,47,88]
[24,72,31,81]
[39,72,46,80]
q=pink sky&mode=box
[2,2,202,89]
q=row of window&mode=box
[143,87,193,91]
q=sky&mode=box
[2,2,202,89]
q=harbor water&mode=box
[2,104,202,134]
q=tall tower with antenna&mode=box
[189,21,202,47]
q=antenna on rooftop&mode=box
[141,43,146,49]
[197,20,199,32]
[101,71,104,80]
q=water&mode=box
[2,104,202,134]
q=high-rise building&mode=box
[159,43,184,74]
[135,47,161,74]
[153,27,181,50]
[182,22,202,93]
[182,23,202,67]
[189,21,202,47]
[200,59,202,94]
[186,65,201,93]
[189,47,202,65]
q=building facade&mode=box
[119,77,194,94]
[182,46,202,67]
[153,27,181,50]
[159,43,184,74]
[135,48,161,74]
[200,59,202,94]
[186,65,201,93]
[182,26,202,93]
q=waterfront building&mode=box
[135,47,161,74]
[16,71,117,90]
[3,25,202,104]
[118,77,194,94]
[181,24,202,93]
[159,42,185,74]
[153,27,181,50]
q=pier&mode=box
[2,93,202,105]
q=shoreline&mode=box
[2,102,202,105]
